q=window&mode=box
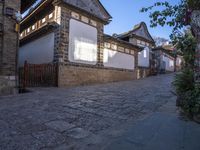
[104,42,111,48]
[5,7,14,16]
[81,16,89,23]
[130,50,135,55]
[137,40,141,44]
[32,25,35,30]
[125,48,130,53]
[170,60,174,67]
[144,49,147,58]
[27,28,30,33]
[90,20,97,26]
[42,18,46,23]
[49,13,53,19]
[141,41,145,45]
[71,12,79,19]
[111,44,117,50]
[118,46,124,52]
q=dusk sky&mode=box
[100,0,180,40]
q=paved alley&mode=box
[0,74,199,150]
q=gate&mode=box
[19,61,58,89]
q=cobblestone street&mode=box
[0,73,199,150]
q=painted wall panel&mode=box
[103,48,135,70]
[163,55,174,71]
[19,33,55,66]
[176,57,182,66]
[69,19,98,65]
[138,47,150,67]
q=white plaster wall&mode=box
[69,19,98,65]
[176,57,182,66]
[163,55,174,71]
[19,33,55,66]
[138,47,150,67]
[103,48,135,70]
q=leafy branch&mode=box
[140,0,200,36]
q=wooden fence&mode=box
[19,61,58,89]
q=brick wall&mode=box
[0,0,20,95]
[58,64,137,87]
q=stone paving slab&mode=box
[103,112,200,150]
[65,128,92,139]
[0,73,190,149]
[45,120,75,133]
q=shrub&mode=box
[181,84,200,115]
[173,68,195,95]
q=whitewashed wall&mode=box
[176,57,182,66]
[68,19,98,65]
[19,32,55,66]
[103,48,135,70]
[163,55,174,71]
[138,47,150,67]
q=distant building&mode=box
[153,46,182,73]
[116,22,156,78]
[153,36,169,47]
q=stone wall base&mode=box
[0,76,17,96]
[58,65,137,87]
[137,68,151,79]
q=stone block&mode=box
[45,120,75,132]
[65,128,91,139]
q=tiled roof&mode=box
[63,0,112,22]
[104,34,143,51]
[22,0,112,23]
[117,22,155,43]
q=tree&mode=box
[153,36,169,46]
[141,0,200,80]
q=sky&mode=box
[23,0,181,40]
[100,0,180,40]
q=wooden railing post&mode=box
[23,60,28,90]
[55,63,59,87]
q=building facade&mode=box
[117,22,156,78]
[153,46,182,73]
[0,0,21,95]
[19,0,142,87]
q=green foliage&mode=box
[172,30,196,68]
[141,0,200,116]
[181,84,200,114]
[172,31,200,115]
[188,0,200,10]
[141,0,200,36]
[141,0,187,32]
[173,68,195,95]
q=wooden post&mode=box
[55,62,59,87]
[23,60,28,90]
